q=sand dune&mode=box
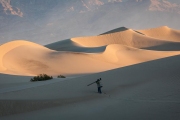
[71,27,180,51]
[100,44,180,66]
[138,26,180,42]
[1,40,180,76]
[1,26,180,76]
[0,40,55,75]
[0,40,44,71]
[1,26,180,119]
[0,40,117,76]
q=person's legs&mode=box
[98,87,102,94]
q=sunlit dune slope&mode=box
[96,44,180,67]
[0,40,117,76]
[0,40,48,71]
[71,27,180,50]
[138,26,180,42]
[1,40,180,76]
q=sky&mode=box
[0,0,180,45]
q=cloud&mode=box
[149,0,180,13]
[0,0,23,17]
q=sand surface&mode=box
[0,26,180,119]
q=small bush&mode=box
[30,74,53,82]
[57,75,66,78]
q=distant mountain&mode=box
[0,0,180,45]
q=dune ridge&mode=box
[71,27,180,51]
[138,26,180,42]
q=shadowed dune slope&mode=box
[71,27,180,51]
[100,27,129,35]
[45,39,106,53]
[1,54,180,118]
[138,26,180,42]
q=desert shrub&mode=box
[30,74,53,82]
[57,75,66,78]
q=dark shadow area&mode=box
[45,39,106,53]
[99,27,129,35]
[142,42,180,51]
[134,30,145,35]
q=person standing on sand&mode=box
[96,78,102,94]
[87,78,103,94]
